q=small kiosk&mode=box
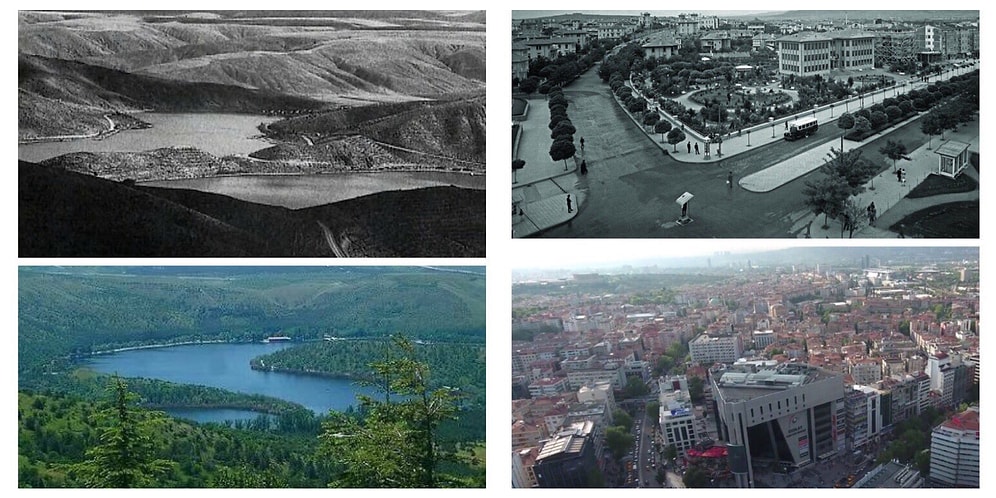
[933,140,971,178]
[675,192,694,225]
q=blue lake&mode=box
[84,343,377,417]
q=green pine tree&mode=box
[68,377,175,487]
[318,335,459,488]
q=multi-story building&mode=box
[659,376,698,451]
[528,377,569,398]
[776,30,875,77]
[753,329,776,349]
[873,29,917,70]
[929,407,980,487]
[512,446,540,488]
[845,385,883,450]
[711,362,847,488]
[690,333,743,364]
[916,25,942,52]
[577,380,616,420]
[565,361,627,390]
[677,20,698,37]
[533,421,599,487]
[512,419,545,450]
[849,357,882,386]
[512,41,531,82]
[642,35,680,60]
[557,29,590,51]
[525,37,578,60]
[597,23,633,41]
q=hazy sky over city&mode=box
[512,11,777,19]
[512,239,803,270]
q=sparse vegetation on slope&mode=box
[19,162,485,258]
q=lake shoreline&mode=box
[137,168,487,185]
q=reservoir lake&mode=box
[20,111,485,207]
[141,171,486,208]
[84,343,378,423]
[18,113,279,164]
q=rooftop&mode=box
[536,420,594,461]
[713,363,841,400]
[935,140,971,157]
[941,407,980,432]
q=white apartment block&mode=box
[930,407,979,487]
[690,333,743,364]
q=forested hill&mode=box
[18,267,485,374]
[252,340,486,406]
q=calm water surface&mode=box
[84,343,377,416]
[18,113,277,163]
[141,172,486,208]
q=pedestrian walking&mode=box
[566,194,573,213]
[580,160,588,175]
[727,171,733,188]
[868,202,876,223]
[694,142,699,154]
[687,141,691,154]
[896,169,902,182]
[900,168,907,185]
[580,136,585,150]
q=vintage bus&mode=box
[784,116,819,140]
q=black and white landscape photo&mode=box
[19,10,486,257]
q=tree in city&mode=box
[318,335,459,487]
[663,444,678,462]
[550,120,576,140]
[548,112,569,130]
[920,112,945,149]
[646,401,660,423]
[821,147,876,195]
[803,173,850,229]
[628,100,647,114]
[879,139,908,172]
[548,93,568,110]
[623,376,649,399]
[666,128,686,152]
[613,409,634,431]
[549,137,576,171]
[682,465,710,487]
[512,159,525,184]
[870,110,889,129]
[839,198,866,238]
[836,112,855,150]
[687,376,705,403]
[67,376,175,487]
[642,111,660,130]
[518,77,539,94]
[605,426,635,460]
[885,105,903,123]
[654,120,672,142]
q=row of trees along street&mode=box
[804,69,978,237]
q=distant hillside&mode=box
[267,96,486,164]
[753,10,978,22]
[19,11,486,103]
[18,54,324,139]
[19,162,484,257]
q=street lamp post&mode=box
[747,129,751,147]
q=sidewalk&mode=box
[739,112,924,192]
[800,120,979,238]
